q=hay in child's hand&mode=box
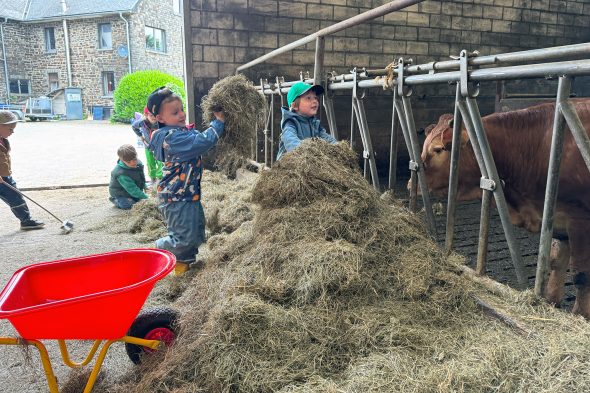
[201,74,266,176]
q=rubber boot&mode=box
[174,262,190,276]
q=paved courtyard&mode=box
[9,119,142,189]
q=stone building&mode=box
[0,0,185,119]
[184,0,590,172]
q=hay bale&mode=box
[201,74,266,176]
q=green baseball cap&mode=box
[287,82,324,107]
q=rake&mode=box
[2,182,74,234]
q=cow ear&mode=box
[447,118,453,128]
[424,124,435,135]
[441,128,453,150]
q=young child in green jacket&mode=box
[108,144,148,210]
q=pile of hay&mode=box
[100,140,590,393]
[201,74,266,176]
[126,199,167,242]
[201,169,257,237]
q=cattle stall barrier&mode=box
[236,2,590,298]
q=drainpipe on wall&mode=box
[182,0,193,124]
[0,18,10,104]
[61,0,72,86]
[119,12,132,74]
[62,19,72,86]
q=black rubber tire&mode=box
[125,307,180,364]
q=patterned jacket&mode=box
[149,120,224,202]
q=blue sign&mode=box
[117,45,129,58]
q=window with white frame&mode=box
[44,27,56,53]
[48,73,59,91]
[145,26,166,53]
[102,72,115,96]
[9,79,30,95]
[173,0,182,14]
[98,23,112,49]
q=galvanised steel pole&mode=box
[322,59,590,91]
[445,83,463,254]
[393,97,417,211]
[561,101,590,171]
[535,76,570,297]
[456,99,494,277]
[402,94,437,238]
[236,0,425,73]
[327,43,590,79]
[407,43,590,74]
[465,97,527,286]
[388,89,399,190]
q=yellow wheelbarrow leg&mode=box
[58,340,103,368]
[0,336,163,393]
[0,337,60,393]
[82,340,118,393]
[81,337,160,393]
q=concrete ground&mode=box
[9,119,142,190]
[0,120,147,392]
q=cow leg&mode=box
[568,219,590,318]
[545,238,569,306]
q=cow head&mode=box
[419,114,470,197]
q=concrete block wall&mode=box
[190,0,590,173]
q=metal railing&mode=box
[236,1,590,299]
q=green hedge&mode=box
[111,70,185,123]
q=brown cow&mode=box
[420,100,590,317]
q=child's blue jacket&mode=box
[276,107,337,160]
[131,117,158,143]
[149,120,224,202]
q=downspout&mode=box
[61,0,72,86]
[119,12,132,73]
[0,18,10,103]
[63,20,72,86]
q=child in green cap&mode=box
[276,81,337,160]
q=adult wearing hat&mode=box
[276,81,337,160]
[0,110,44,230]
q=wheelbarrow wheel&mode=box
[125,307,180,364]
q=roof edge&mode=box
[21,11,134,23]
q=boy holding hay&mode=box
[276,81,337,160]
[108,144,148,210]
[147,86,225,275]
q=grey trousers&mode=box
[156,200,206,263]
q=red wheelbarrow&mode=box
[0,248,178,393]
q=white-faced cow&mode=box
[420,100,590,317]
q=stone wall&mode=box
[130,0,185,80]
[67,18,130,110]
[0,0,184,117]
[187,0,590,172]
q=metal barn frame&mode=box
[237,0,590,298]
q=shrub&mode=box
[111,70,185,123]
